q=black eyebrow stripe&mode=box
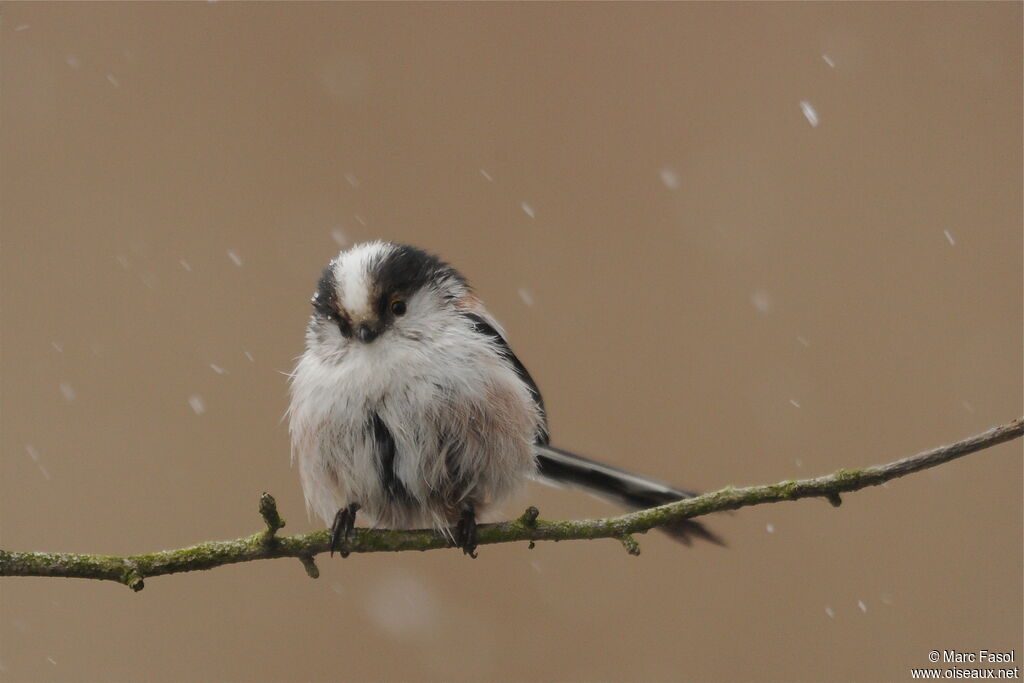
[312,265,339,319]
[373,244,468,302]
[311,264,354,337]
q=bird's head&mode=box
[308,241,470,354]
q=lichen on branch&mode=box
[1,417,1020,592]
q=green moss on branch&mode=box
[1,417,1020,591]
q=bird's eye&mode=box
[390,299,407,316]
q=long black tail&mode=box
[533,444,724,546]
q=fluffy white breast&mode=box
[289,241,542,530]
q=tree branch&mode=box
[2,417,1020,592]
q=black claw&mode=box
[330,502,361,558]
[455,506,478,558]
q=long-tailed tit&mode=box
[288,241,721,556]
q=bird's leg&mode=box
[454,503,478,558]
[330,502,361,558]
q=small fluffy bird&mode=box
[288,242,720,556]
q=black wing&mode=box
[461,312,549,444]
[462,311,722,546]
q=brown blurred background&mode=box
[1,3,1021,682]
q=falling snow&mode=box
[751,289,773,314]
[210,364,228,375]
[961,400,974,414]
[344,173,360,187]
[51,341,64,353]
[354,214,367,226]
[789,399,801,408]
[243,350,255,362]
[106,73,120,88]
[765,523,775,534]
[26,446,50,479]
[66,55,81,70]
[480,168,494,182]
[660,167,680,189]
[799,100,819,128]
[331,228,348,246]
[796,335,810,347]
[59,382,77,401]
[188,395,206,415]
[825,606,835,618]
[857,600,868,613]
[227,250,243,266]
[822,54,836,68]
[520,202,535,219]
[943,230,956,246]
[14,24,30,31]
[364,574,439,638]
[179,258,192,272]
[518,288,535,307]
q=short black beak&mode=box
[356,324,378,343]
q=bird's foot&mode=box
[330,502,361,558]
[454,505,478,558]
